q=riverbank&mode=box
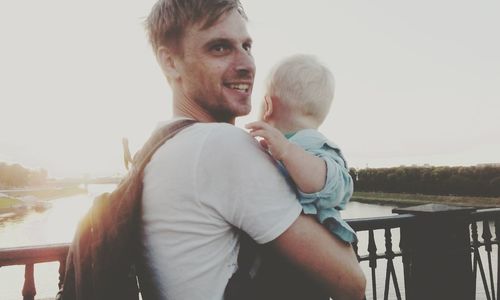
[352,191,500,208]
[0,198,21,210]
[0,186,87,212]
[3,186,87,200]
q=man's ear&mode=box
[157,46,180,79]
[263,95,274,121]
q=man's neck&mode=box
[172,93,235,124]
[173,108,215,123]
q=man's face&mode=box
[174,10,255,123]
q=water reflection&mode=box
[344,201,397,219]
[0,184,115,248]
[0,204,54,227]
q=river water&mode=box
[0,185,494,299]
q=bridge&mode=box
[1,204,499,300]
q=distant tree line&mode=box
[350,165,500,197]
[0,162,48,188]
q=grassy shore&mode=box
[0,186,87,210]
[352,191,500,208]
[0,197,22,210]
[5,186,86,200]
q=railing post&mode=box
[22,263,36,300]
[393,204,475,300]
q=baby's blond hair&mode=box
[266,54,335,124]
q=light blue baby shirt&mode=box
[285,129,357,243]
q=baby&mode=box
[246,54,356,244]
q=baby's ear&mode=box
[263,95,273,121]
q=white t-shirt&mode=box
[141,121,302,300]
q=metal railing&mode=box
[349,206,500,300]
[1,206,500,300]
[471,208,500,300]
[0,244,68,300]
[349,214,414,300]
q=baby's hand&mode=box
[245,121,291,161]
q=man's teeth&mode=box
[228,84,249,91]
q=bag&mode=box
[56,119,197,300]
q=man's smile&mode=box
[223,81,252,93]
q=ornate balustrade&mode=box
[349,214,414,300]
[349,205,500,300]
[0,244,68,300]
[1,205,500,300]
[470,208,500,300]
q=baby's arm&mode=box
[246,121,326,194]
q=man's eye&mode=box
[243,43,252,53]
[212,44,230,53]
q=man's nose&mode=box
[235,49,255,78]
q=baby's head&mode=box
[261,54,335,132]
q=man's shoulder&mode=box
[201,122,247,134]
[193,122,259,149]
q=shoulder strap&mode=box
[112,118,198,232]
[133,119,198,175]
[131,119,198,300]
[57,119,198,300]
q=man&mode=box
[142,1,366,299]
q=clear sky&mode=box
[1,0,499,178]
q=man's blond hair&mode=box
[267,54,335,123]
[145,0,247,54]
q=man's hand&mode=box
[246,121,291,161]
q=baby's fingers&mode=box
[249,129,271,140]
[259,139,269,150]
[245,121,269,131]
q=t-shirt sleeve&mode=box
[196,124,302,244]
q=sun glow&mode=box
[1,0,499,178]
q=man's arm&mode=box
[200,124,364,298]
[270,214,366,300]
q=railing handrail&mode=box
[471,207,500,221]
[347,213,415,231]
[0,214,416,277]
[0,243,69,267]
[0,214,417,267]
